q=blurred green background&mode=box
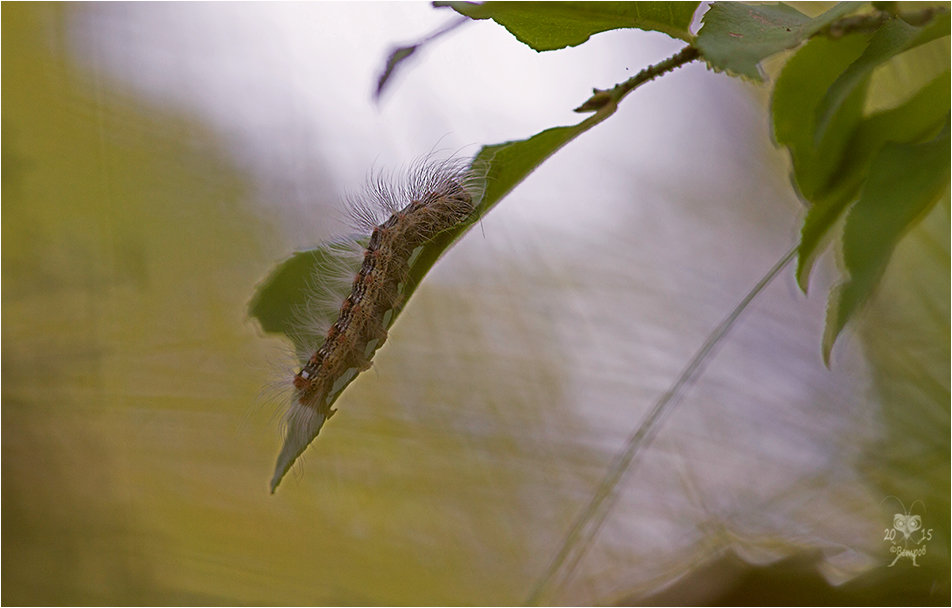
[3,3,948,605]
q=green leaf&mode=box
[831,68,950,199]
[474,117,611,208]
[436,1,700,50]
[794,187,858,294]
[695,2,860,80]
[772,33,872,202]
[792,69,950,291]
[822,122,951,365]
[815,12,951,141]
[770,32,871,292]
[250,106,617,346]
[254,106,617,491]
[391,106,616,332]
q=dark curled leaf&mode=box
[376,45,418,100]
[375,17,468,101]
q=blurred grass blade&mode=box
[526,245,798,605]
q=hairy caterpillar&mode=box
[270,157,478,492]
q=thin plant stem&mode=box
[525,245,799,605]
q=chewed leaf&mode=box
[696,2,859,80]
[249,249,332,338]
[249,108,611,350]
[436,1,699,51]
[350,111,619,335]
[249,240,362,355]
[822,123,950,365]
[255,106,618,492]
[285,110,617,340]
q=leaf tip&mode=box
[270,403,329,493]
[821,342,834,369]
[821,283,847,369]
[795,254,812,295]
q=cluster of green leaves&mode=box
[251,1,949,492]
[768,5,950,363]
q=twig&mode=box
[574,45,699,113]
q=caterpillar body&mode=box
[271,158,477,492]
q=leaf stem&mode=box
[574,45,699,113]
[525,244,799,605]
